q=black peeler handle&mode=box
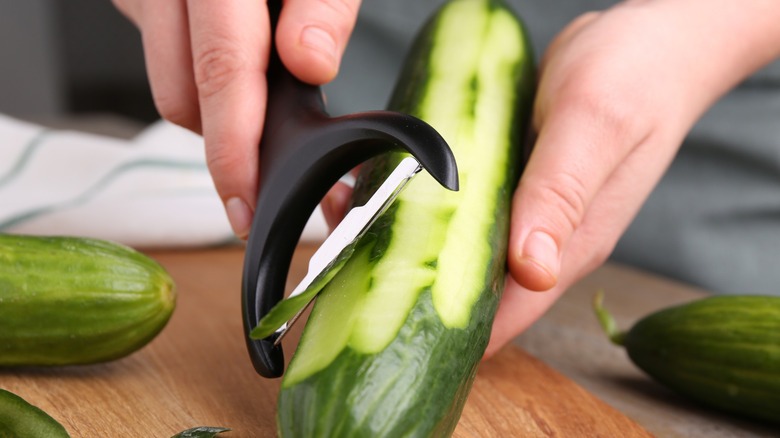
[241,0,459,378]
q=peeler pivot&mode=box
[241,0,459,378]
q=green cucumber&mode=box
[275,0,535,436]
[595,292,780,424]
[0,389,71,437]
[0,234,176,366]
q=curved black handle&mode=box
[241,0,458,378]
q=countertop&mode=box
[2,243,777,437]
[515,262,779,437]
[4,116,776,437]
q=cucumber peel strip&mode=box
[0,389,232,438]
[0,389,71,438]
[593,290,627,346]
[249,259,344,339]
[170,427,232,437]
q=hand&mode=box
[112,0,361,238]
[486,0,780,357]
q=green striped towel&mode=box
[0,115,328,248]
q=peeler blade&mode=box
[271,156,423,343]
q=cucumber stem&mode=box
[593,290,627,346]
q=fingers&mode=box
[508,89,644,292]
[114,0,201,132]
[276,0,362,84]
[506,4,675,293]
[137,0,201,132]
[486,0,780,356]
[187,0,270,239]
[487,129,676,357]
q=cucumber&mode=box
[0,234,176,366]
[595,292,780,424]
[0,389,71,437]
[275,0,534,436]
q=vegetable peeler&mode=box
[241,0,459,379]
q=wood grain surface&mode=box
[1,245,653,437]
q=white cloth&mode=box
[0,115,328,248]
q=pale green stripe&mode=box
[0,129,52,188]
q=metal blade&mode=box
[272,156,423,343]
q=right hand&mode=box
[112,0,362,238]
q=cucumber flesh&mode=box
[285,0,530,382]
[282,241,375,384]
[277,0,535,435]
[429,6,526,328]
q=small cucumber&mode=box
[595,292,780,424]
[275,0,535,436]
[0,234,176,366]
[0,389,71,437]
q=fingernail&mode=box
[522,230,560,282]
[301,25,338,66]
[225,197,252,239]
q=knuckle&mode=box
[571,87,637,138]
[205,142,244,184]
[193,41,249,99]
[566,82,654,169]
[558,69,650,145]
[539,171,589,234]
[313,0,359,36]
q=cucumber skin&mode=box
[278,288,495,437]
[277,0,535,436]
[0,234,176,366]
[624,295,780,424]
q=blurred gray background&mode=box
[0,1,157,124]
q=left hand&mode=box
[486,0,780,357]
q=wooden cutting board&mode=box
[0,245,653,437]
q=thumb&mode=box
[276,0,362,85]
[508,104,637,292]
